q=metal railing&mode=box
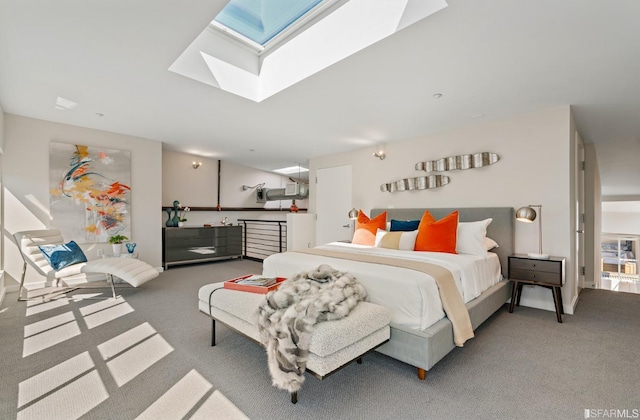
[239,219,287,261]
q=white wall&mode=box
[602,212,640,235]
[162,150,309,226]
[0,101,5,153]
[0,102,5,303]
[2,114,163,290]
[309,107,578,314]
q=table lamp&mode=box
[516,205,550,259]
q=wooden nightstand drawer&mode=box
[509,258,561,274]
[509,268,562,285]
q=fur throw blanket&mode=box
[256,264,367,393]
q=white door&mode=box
[316,165,352,244]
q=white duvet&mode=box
[262,242,502,331]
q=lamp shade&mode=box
[516,206,537,223]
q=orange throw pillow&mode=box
[352,210,387,246]
[414,210,459,254]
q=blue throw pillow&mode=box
[38,240,88,271]
[390,219,420,232]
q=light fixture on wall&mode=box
[372,144,386,160]
[242,183,265,191]
[192,161,202,169]
[348,208,359,219]
[516,205,550,259]
[372,148,386,160]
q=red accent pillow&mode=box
[414,210,459,253]
[351,210,387,246]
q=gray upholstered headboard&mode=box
[370,207,514,276]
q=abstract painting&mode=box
[50,142,131,243]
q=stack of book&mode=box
[235,275,277,287]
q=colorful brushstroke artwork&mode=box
[50,142,131,243]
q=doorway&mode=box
[315,165,352,245]
[600,200,640,294]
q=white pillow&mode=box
[485,237,499,250]
[456,218,492,256]
[374,229,418,251]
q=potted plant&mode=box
[178,206,190,227]
[109,234,129,255]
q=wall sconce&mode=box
[516,205,550,259]
[372,144,386,160]
[192,161,202,169]
[373,150,386,160]
[348,208,359,219]
[242,183,265,191]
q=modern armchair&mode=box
[14,229,159,301]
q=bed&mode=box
[262,207,514,378]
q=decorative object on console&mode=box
[415,152,499,172]
[125,242,137,254]
[516,205,549,259]
[380,175,449,192]
[109,234,129,255]
[178,205,190,225]
[165,200,181,227]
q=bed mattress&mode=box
[262,242,502,331]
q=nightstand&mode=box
[508,254,566,323]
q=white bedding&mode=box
[262,242,502,331]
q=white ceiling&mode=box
[1,0,639,197]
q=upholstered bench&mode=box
[198,282,391,403]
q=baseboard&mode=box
[0,286,6,308]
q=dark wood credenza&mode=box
[162,226,242,270]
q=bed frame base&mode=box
[376,279,512,378]
[369,207,514,378]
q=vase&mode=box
[126,242,137,253]
[178,222,184,227]
[165,209,176,227]
[112,243,123,255]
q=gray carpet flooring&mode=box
[1,260,639,419]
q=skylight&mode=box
[213,0,325,47]
[273,165,309,175]
[170,0,448,102]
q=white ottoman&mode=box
[198,282,391,403]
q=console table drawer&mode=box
[162,226,242,269]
